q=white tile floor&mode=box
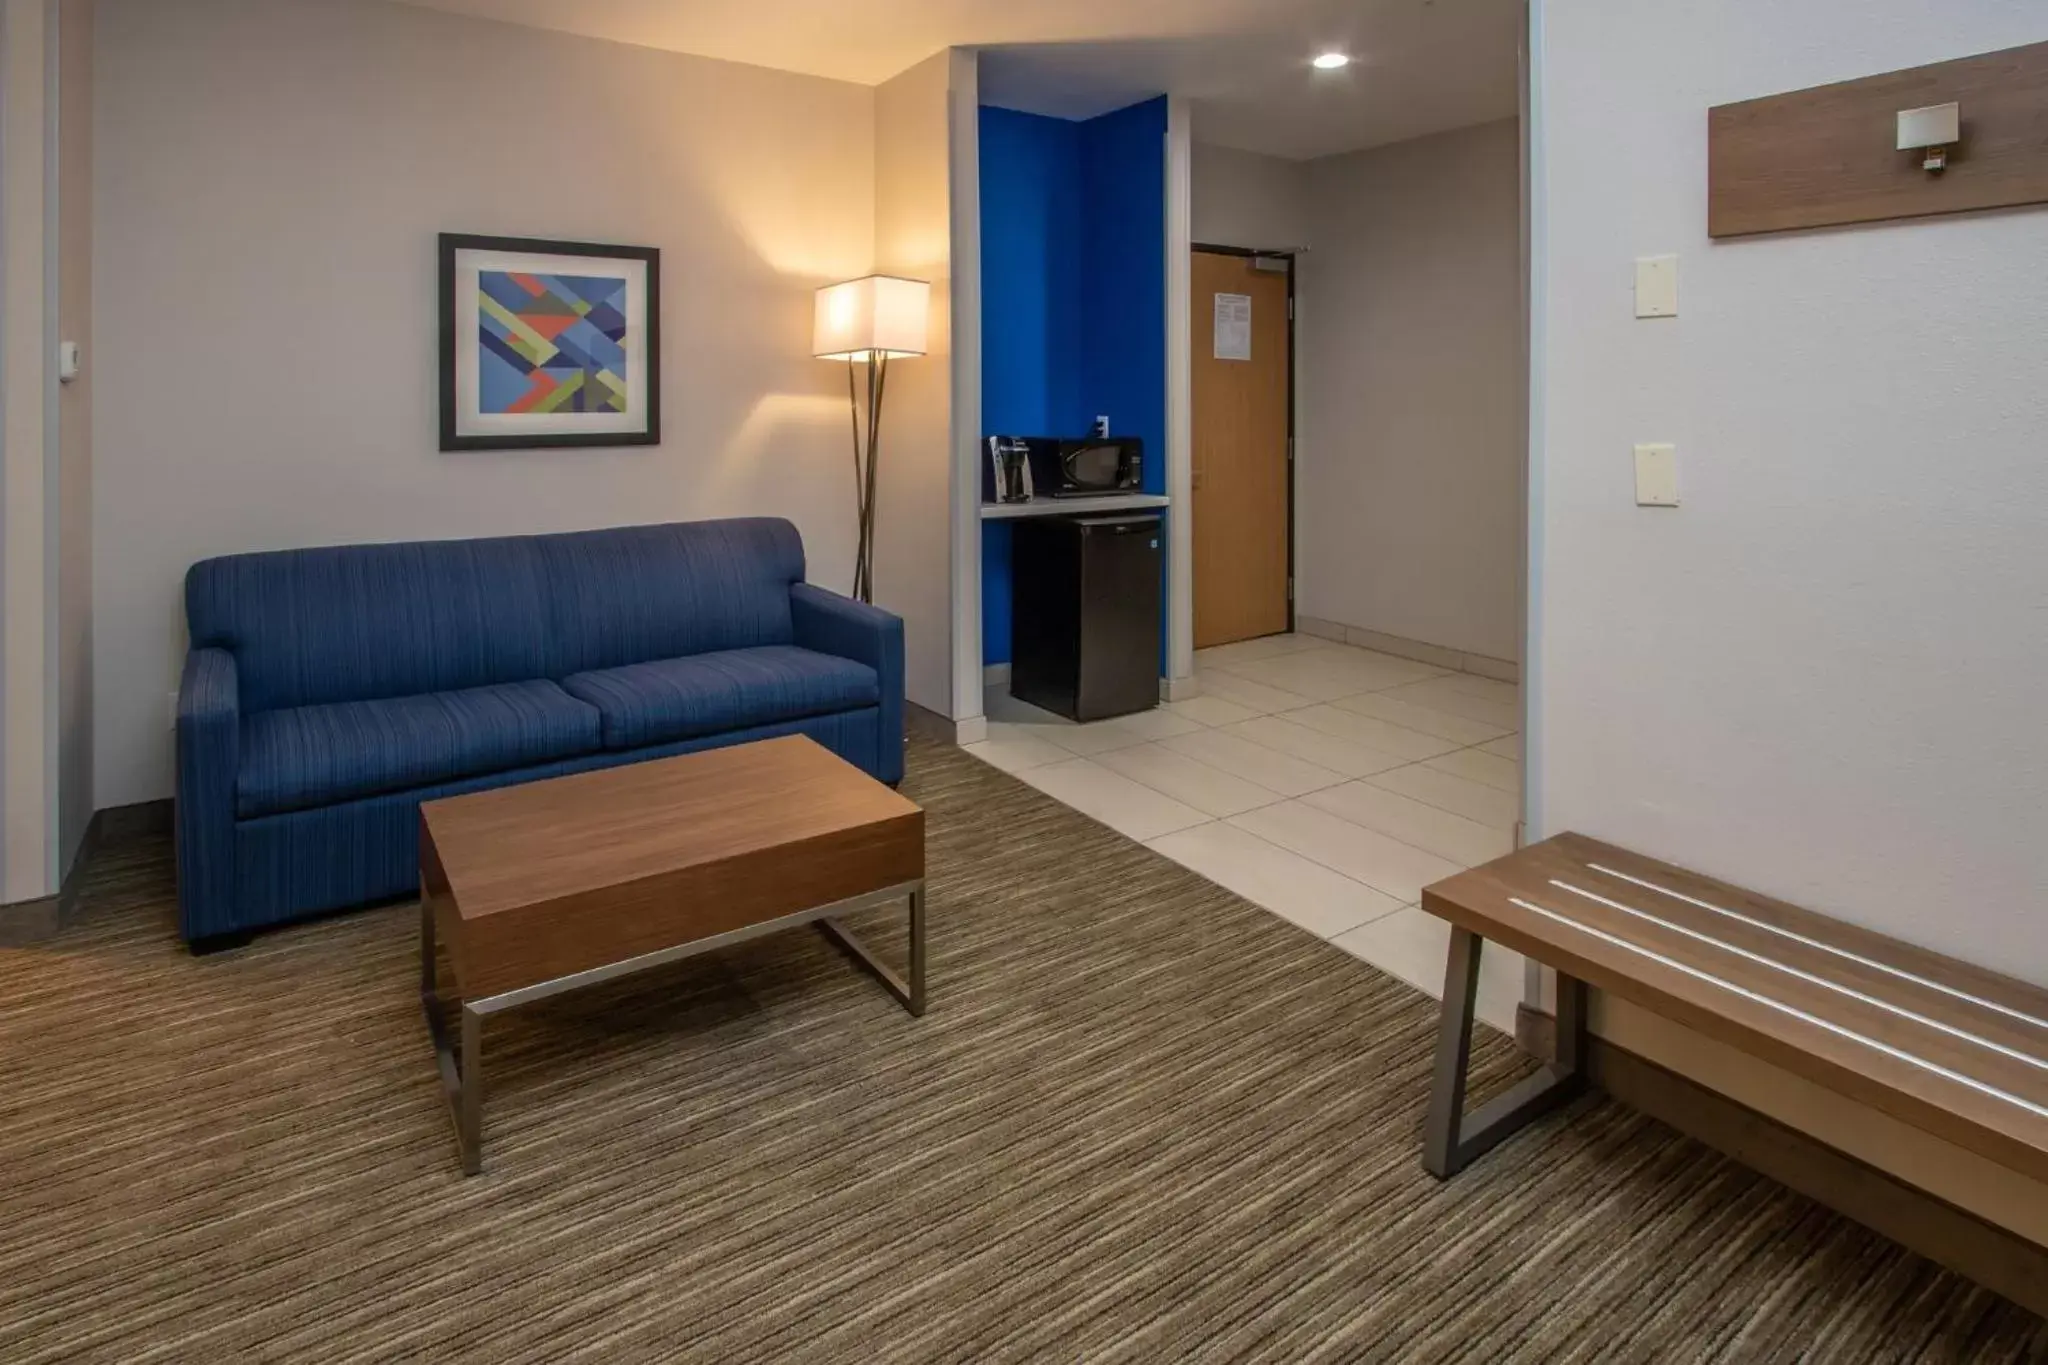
[963,632,1528,1031]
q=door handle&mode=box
[1192,469,1204,491]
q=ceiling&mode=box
[977,1,1521,160]
[389,0,1521,161]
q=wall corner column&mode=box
[946,46,983,734]
[1,0,63,906]
[1163,96,1195,691]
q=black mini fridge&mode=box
[1011,513,1162,722]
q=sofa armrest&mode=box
[790,583,905,783]
[176,648,240,943]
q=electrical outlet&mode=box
[1634,255,1678,318]
[1634,443,1679,506]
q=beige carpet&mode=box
[0,736,2041,1363]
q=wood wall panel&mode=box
[1709,41,2048,238]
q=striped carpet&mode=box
[0,736,2040,1363]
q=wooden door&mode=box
[1192,250,1291,649]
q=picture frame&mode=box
[438,233,661,451]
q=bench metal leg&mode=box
[818,883,926,1018]
[1422,926,1588,1178]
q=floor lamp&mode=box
[813,275,930,604]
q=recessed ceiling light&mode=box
[1312,52,1351,70]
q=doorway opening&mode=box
[1190,245,1294,650]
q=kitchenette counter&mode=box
[980,494,1170,520]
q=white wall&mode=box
[1296,120,1522,663]
[91,0,879,808]
[871,50,957,718]
[1190,142,1309,251]
[1533,0,2048,983]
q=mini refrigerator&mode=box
[1010,513,1162,722]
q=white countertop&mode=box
[980,494,1170,520]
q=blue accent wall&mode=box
[980,96,1168,666]
[1075,97,1169,496]
[978,107,1083,439]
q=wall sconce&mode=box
[1897,101,1960,172]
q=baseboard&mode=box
[96,799,173,840]
[1514,1000,1556,1058]
[906,698,987,746]
[1457,652,1520,684]
[903,702,956,746]
[1298,615,1519,685]
[987,665,1194,707]
[0,892,63,946]
[0,800,171,946]
[1515,1004,2048,1318]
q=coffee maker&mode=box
[984,436,1037,504]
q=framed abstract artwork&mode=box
[438,233,661,450]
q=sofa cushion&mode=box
[237,680,600,818]
[186,517,806,713]
[188,537,552,714]
[536,519,805,677]
[561,646,879,751]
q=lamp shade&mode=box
[813,275,929,360]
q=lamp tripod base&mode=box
[846,353,890,603]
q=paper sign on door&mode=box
[1213,293,1252,361]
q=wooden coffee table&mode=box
[417,735,925,1174]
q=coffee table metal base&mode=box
[420,879,926,1175]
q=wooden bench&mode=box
[1418,832,2048,1311]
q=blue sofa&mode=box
[175,517,904,949]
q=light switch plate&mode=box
[1634,255,1678,318]
[1896,102,1959,150]
[1635,443,1679,506]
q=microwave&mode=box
[1021,436,1144,498]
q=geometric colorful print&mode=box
[476,270,629,415]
